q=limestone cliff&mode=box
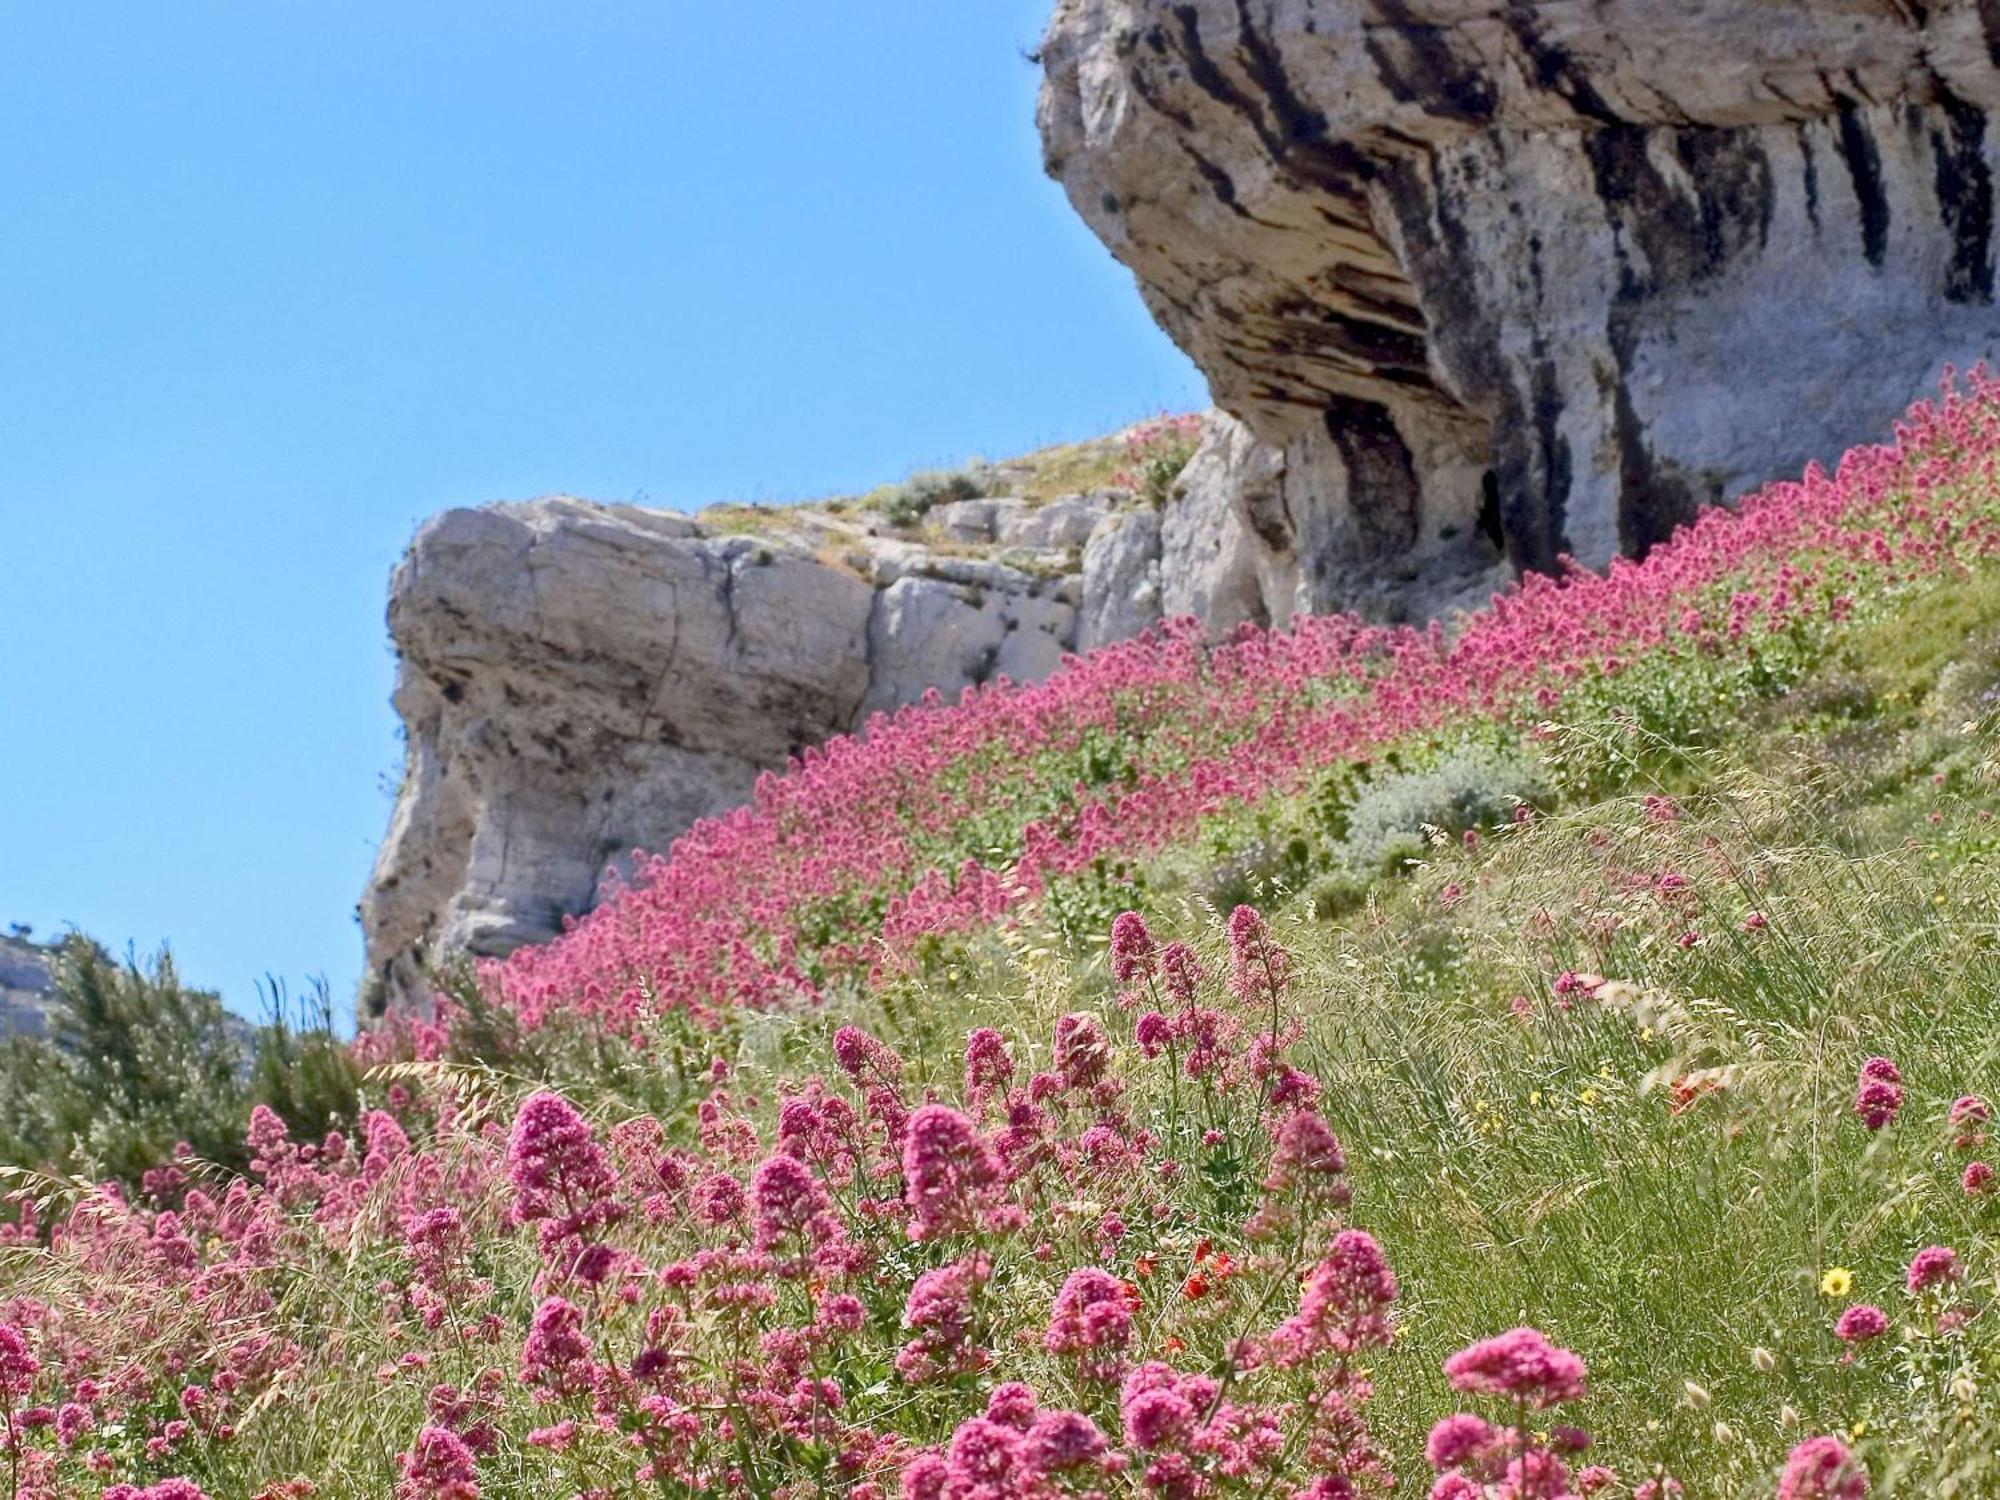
[365,0,2000,1013]
[1038,0,2000,618]
[361,482,1135,1015]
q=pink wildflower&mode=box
[1906,1244,1963,1294]
[397,1425,480,1500]
[1425,1413,1496,1469]
[1443,1326,1587,1409]
[1045,1267,1135,1380]
[1777,1436,1869,1499]
[519,1296,592,1395]
[902,1104,1002,1241]
[1110,910,1157,984]
[1834,1304,1888,1343]
[1265,1230,1399,1365]
[1053,1012,1112,1089]
[750,1153,842,1258]
[506,1092,621,1249]
[1854,1059,1903,1130]
[0,1320,38,1400]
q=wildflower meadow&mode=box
[15,373,2000,1496]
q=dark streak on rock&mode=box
[1362,0,1496,124]
[1834,99,1891,266]
[1673,129,1776,265]
[1930,90,1995,304]
[1500,0,1621,124]
[1981,0,2000,66]
[1607,328,1699,558]
[1324,394,1421,554]
[1489,357,1571,575]
[1801,123,1822,232]
[1181,139,1258,221]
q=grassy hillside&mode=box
[9,376,2000,1497]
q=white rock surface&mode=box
[1078,506,1165,650]
[362,498,1098,1015]
[999,493,1113,549]
[1039,0,2000,585]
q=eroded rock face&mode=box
[1038,0,2000,590]
[362,497,1111,1015]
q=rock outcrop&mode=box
[1038,0,2000,613]
[361,494,1103,1015]
[366,2,2000,1013]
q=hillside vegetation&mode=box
[10,376,2000,1497]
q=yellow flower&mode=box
[1820,1268,1853,1298]
[1578,1088,1599,1106]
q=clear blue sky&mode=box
[0,3,1206,1020]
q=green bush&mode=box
[878,466,990,528]
[1339,744,1545,873]
[0,937,362,1190]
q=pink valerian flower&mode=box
[1227,904,1290,1009]
[1119,1362,1216,1452]
[985,1381,1038,1431]
[506,1092,623,1254]
[397,1424,480,1500]
[1834,1304,1888,1343]
[1053,1013,1112,1090]
[0,1319,38,1400]
[1853,1055,1904,1129]
[1045,1267,1137,1380]
[832,1023,904,1087]
[362,1109,413,1185]
[1110,910,1158,985]
[1964,1160,1994,1194]
[1263,1230,1399,1366]
[750,1153,843,1262]
[1778,1436,1869,1499]
[691,1169,746,1226]
[1264,1110,1348,1195]
[1249,1109,1350,1239]
[519,1296,593,1396]
[962,1028,1015,1108]
[1426,1412,1497,1470]
[1854,1076,1903,1130]
[1160,942,1204,1007]
[897,1253,992,1382]
[1906,1244,1963,1294]
[1443,1326,1587,1409]
[1135,1011,1173,1058]
[902,1104,1004,1241]
[1950,1094,1990,1149]
[102,1484,215,1500]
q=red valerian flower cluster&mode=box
[482,373,2000,1046]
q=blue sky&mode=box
[0,3,1206,1019]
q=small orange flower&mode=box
[1182,1274,1210,1300]
[1135,1255,1158,1279]
[1193,1238,1212,1264]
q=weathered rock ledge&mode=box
[362,474,1206,1014]
[1038,0,2000,603]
